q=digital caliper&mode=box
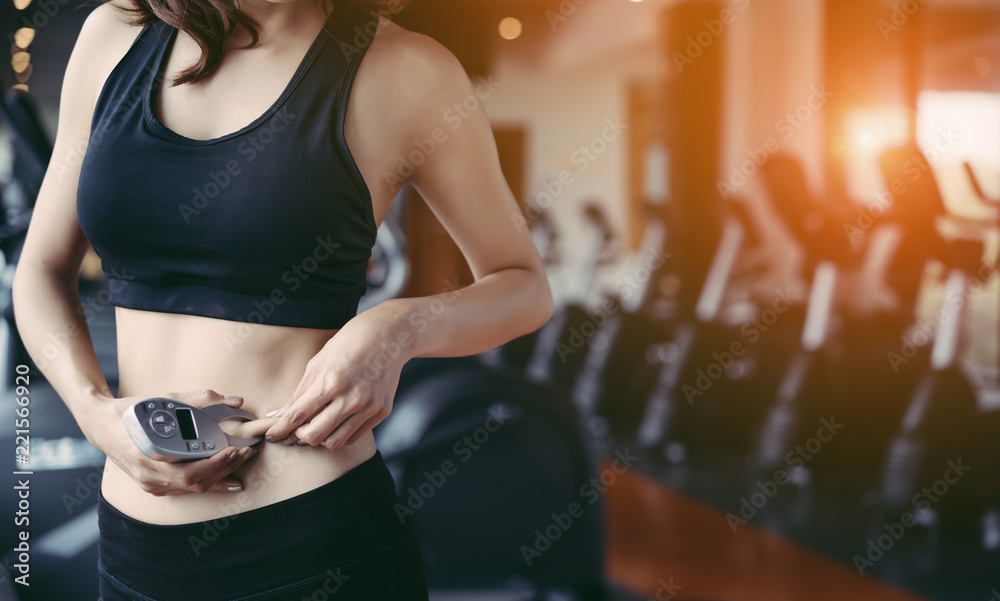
[123,398,262,462]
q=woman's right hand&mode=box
[88,389,260,496]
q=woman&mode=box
[11,0,553,598]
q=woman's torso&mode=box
[91,7,405,524]
[102,309,377,524]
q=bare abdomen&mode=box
[100,307,376,525]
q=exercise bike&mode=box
[634,199,767,462]
[869,146,999,574]
[373,198,611,600]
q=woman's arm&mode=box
[12,3,256,493]
[13,2,132,440]
[265,28,553,448]
[366,39,553,357]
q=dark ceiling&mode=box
[0,0,996,111]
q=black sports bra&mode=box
[77,14,377,329]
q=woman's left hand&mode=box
[263,311,408,450]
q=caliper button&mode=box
[149,411,177,438]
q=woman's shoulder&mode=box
[355,18,484,128]
[80,0,146,53]
[69,1,147,99]
[56,1,146,132]
[365,19,463,79]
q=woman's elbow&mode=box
[528,268,554,332]
[11,267,31,313]
[10,268,35,331]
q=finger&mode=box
[269,368,321,418]
[292,427,314,445]
[135,479,171,496]
[220,416,280,440]
[289,369,318,405]
[203,446,258,493]
[321,413,369,450]
[170,389,242,409]
[193,389,231,407]
[221,394,244,408]
[267,379,327,438]
[149,485,194,497]
[343,414,384,446]
[265,384,332,440]
[136,471,196,497]
[160,446,240,489]
[292,401,356,446]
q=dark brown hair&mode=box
[114,0,408,85]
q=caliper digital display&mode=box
[175,408,198,440]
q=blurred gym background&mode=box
[0,0,998,599]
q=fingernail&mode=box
[265,408,280,418]
[282,438,295,446]
[296,440,309,446]
[227,485,242,492]
[244,448,257,459]
[228,450,238,460]
[265,435,277,443]
[224,395,242,402]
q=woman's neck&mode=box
[229,0,329,48]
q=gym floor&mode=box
[604,455,995,601]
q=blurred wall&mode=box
[483,1,662,301]
[483,0,826,302]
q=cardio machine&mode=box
[372,197,611,600]
[873,145,998,555]
[634,199,767,461]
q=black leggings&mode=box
[97,450,429,601]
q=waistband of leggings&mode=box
[98,449,410,587]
